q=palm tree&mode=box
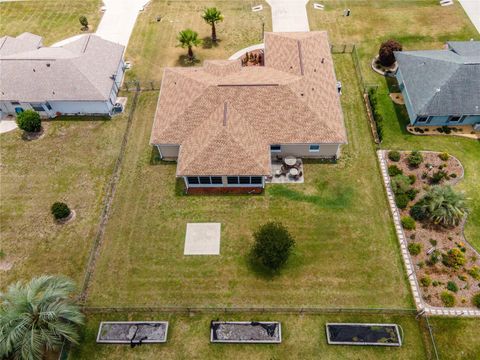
[0,275,84,360]
[420,185,468,226]
[202,7,223,42]
[177,29,202,60]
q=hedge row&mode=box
[367,87,383,142]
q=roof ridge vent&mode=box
[223,102,227,126]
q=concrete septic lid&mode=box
[184,223,221,255]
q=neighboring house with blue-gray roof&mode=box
[394,41,480,127]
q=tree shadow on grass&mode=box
[176,55,201,67]
[245,250,280,280]
[202,37,221,49]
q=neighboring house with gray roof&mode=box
[394,41,480,127]
[150,31,347,194]
[0,33,125,118]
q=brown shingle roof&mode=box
[151,31,347,176]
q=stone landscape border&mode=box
[377,150,480,317]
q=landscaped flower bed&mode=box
[386,151,480,309]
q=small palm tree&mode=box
[420,185,468,226]
[202,7,223,42]
[177,29,202,60]
[0,275,84,360]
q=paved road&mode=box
[96,0,150,46]
[458,0,480,34]
[266,0,310,32]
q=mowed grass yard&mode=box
[0,115,128,287]
[0,0,102,45]
[124,0,271,83]
[308,0,480,251]
[70,312,432,359]
[87,53,411,308]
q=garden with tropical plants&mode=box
[386,150,480,309]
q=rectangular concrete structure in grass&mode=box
[96,321,168,344]
[211,321,282,343]
[184,223,221,255]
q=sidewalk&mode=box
[95,0,150,46]
[458,0,480,34]
[265,0,310,32]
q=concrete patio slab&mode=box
[184,223,221,255]
[266,0,310,32]
[458,0,480,34]
[0,120,17,134]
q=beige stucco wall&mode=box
[157,144,179,160]
[274,144,341,158]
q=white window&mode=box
[30,103,45,112]
[448,116,462,122]
[270,145,281,152]
[417,116,428,123]
[186,176,222,186]
[309,144,320,152]
[226,176,262,186]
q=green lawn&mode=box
[428,317,480,360]
[308,0,480,252]
[0,0,102,45]
[0,115,128,286]
[87,53,412,308]
[70,312,431,359]
[124,0,271,84]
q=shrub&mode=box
[406,188,418,201]
[252,222,295,271]
[388,165,403,177]
[407,151,423,168]
[391,174,411,194]
[429,239,437,246]
[419,186,468,226]
[395,193,410,209]
[401,216,416,230]
[408,242,421,256]
[441,291,455,307]
[388,150,400,162]
[420,276,431,287]
[426,250,440,266]
[468,266,480,280]
[16,110,41,133]
[0,249,5,259]
[473,293,480,309]
[430,170,448,184]
[442,126,452,134]
[368,88,383,142]
[51,202,71,220]
[408,174,416,184]
[438,152,450,161]
[442,248,466,270]
[447,281,458,293]
[378,39,402,67]
[79,15,88,29]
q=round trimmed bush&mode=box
[473,293,480,309]
[252,222,295,271]
[407,151,423,168]
[441,291,455,307]
[420,276,431,287]
[446,281,458,293]
[438,152,450,161]
[51,202,71,220]
[408,242,421,256]
[378,39,402,67]
[401,216,416,230]
[410,202,427,221]
[388,165,403,177]
[442,248,466,270]
[388,150,400,162]
[16,110,41,133]
[395,193,410,209]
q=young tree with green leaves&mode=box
[16,109,41,132]
[177,29,202,60]
[202,7,223,42]
[0,275,84,360]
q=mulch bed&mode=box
[387,151,480,308]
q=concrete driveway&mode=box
[266,0,310,32]
[95,0,150,46]
[458,0,480,34]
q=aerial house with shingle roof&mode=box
[394,41,480,127]
[0,32,125,118]
[150,31,347,194]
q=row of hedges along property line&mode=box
[367,87,383,142]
